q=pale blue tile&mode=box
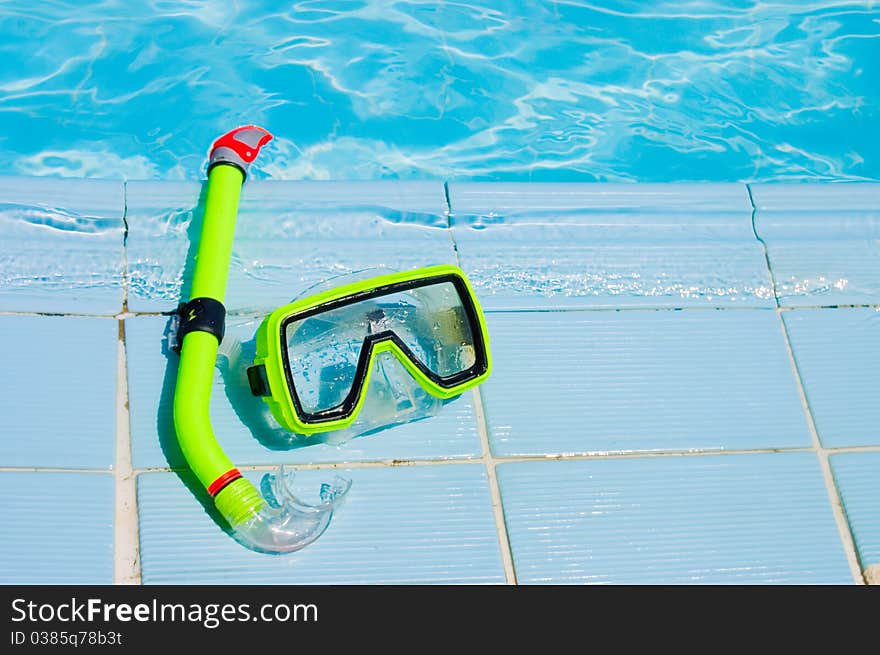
[752,184,880,306]
[449,182,755,214]
[123,181,199,312]
[125,180,455,313]
[482,309,811,456]
[449,182,773,309]
[137,465,504,584]
[0,175,124,313]
[498,453,852,584]
[125,315,481,470]
[751,183,880,212]
[0,472,114,584]
[0,315,117,468]
[783,308,880,448]
[830,453,880,573]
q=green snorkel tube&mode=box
[173,126,350,554]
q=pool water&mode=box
[0,1,877,182]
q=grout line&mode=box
[0,468,117,474]
[5,444,880,476]
[747,183,865,585]
[128,445,866,472]
[471,388,517,584]
[113,321,140,584]
[113,182,142,585]
[121,180,130,315]
[121,179,130,315]
[746,183,780,310]
[777,312,866,585]
[2,304,877,321]
[0,311,122,319]
[445,179,516,583]
[443,180,461,260]
[776,304,880,311]
[483,304,880,313]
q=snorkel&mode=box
[172,126,349,554]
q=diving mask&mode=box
[246,265,491,436]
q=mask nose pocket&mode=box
[320,351,445,445]
[317,359,358,416]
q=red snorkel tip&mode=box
[210,125,273,163]
[208,125,273,177]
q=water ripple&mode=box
[0,202,120,233]
[0,1,876,181]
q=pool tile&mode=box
[482,310,811,456]
[125,315,481,470]
[783,308,880,448]
[751,183,880,306]
[0,472,114,584]
[137,464,504,584]
[125,180,455,313]
[0,315,117,469]
[448,183,773,309]
[450,183,755,214]
[829,453,880,579]
[498,453,852,584]
[0,176,125,313]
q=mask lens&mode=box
[382,282,477,377]
[283,279,479,418]
[285,307,369,415]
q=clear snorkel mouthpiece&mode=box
[209,466,351,555]
[229,468,351,554]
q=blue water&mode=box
[0,1,877,182]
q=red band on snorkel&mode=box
[210,125,273,163]
[208,468,243,497]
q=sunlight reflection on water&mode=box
[0,1,877,181]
